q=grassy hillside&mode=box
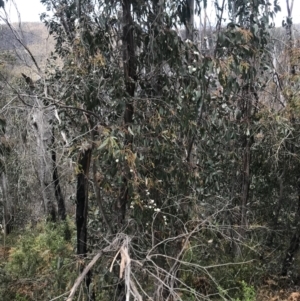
[0,22,55,79]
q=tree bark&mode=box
[76,147,94,298]
[76,148,92,256]
[1,172,13,235]
[51,131,66,221]
[286,0,295,75]
[32,97,57,221]
[117,0,136,227]
[114,1,137,300]
[186,0,194,41]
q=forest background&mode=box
[1,0,300,301]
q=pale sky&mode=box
[1,0,300,27]
[2,0,46,22]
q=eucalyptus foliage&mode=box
[6,0,300,299]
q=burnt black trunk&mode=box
[76,147,94,298]
[116,0,136,227]
[76,148,91,255]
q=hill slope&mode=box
[0,22,55,78]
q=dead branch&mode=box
[66,235,125,301]
[66,251,103,301]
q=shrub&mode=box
[4,219,77,300]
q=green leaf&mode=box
[128,126,134,136]
[98,138,109,150]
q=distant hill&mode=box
[0,22,55,78]
[1,21,300,80]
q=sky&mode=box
[1,0,300,27]
[2,0,47,22]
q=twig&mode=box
[109,248,121,273]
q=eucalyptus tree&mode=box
[213,0,279,251]
[38,0,284,299]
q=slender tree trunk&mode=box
[32,97,57,221]
[76,147,94,297]
[33,97,65,222]
[51,131,66,221]
[286,0,295,75]
[23,75,59,222]
[76,148,92,256]
[186,0,194,41]
[241,136,250,235]
[0,125,13,235]
[1,172,13,235]
[117,0,136,226]
[241,86,255,233]
[114,1,137,300]
[231,86,255,256]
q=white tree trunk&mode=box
[31,96,57,221]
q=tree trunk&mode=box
[76,147,94,297]
[186,0,194,41]
[286,0,295,75]
[114,1,137,300]
[51,131,66,221]
[1,172,13,235]
[231,85,255,256]
[0,125,13,235]
[241,137,251,236]
[76,148,92,256]
[23,74,65,223]
[32,97,57,221]
[117,0,136,227]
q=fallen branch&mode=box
[66,251,103,301]
[65,235,124,301]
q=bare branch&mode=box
[66,251,103,301]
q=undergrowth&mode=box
[0,219,77,301]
